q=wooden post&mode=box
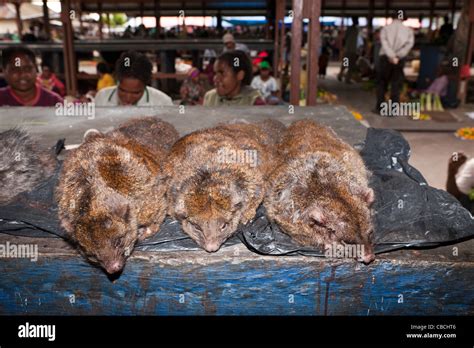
[465,1,474,74]
[290,0,303,106]
[455,0,472,104]
[42,0,51,40]
[107,13,112,38]
[274,0,285,78]
[14,2,23,37]
[154,0,161,32]
[78,2,84,34]
[98,1,103,40]
[368,0,374,39]
[340,0,347,30]
[61,0,78,97]
[265,0,271,40]
[385,0,390,20]
[181,1,186,35]
[217,10,222,31]
[429,0,435,32]
[306,0,321,106]
[451,0,457,23]
[279,0,286,74]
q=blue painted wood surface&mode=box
[1,240,473,315]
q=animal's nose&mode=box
[105,260,124,274]
[204,242,221,253]
[361,252,375,265]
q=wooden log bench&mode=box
[0,106,473,315]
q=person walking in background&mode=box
[318,46,330,79]
[374,12,414,115]
[337,16,360,84]
[222,33,250,54]
[438,15,454,45]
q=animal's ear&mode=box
[105,195,130,218]
[229,183,246,211]
[308,207,327,226]
[112,204,130,220]
[275,186,291,202]
[364,188,375,205]
[103,217,113,229]
[174,197,187,219]
[83,128,103,142]
[60,218,74,234]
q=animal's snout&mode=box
[104,260,124,274]
[203,241,221,253]
[361,251,376,265]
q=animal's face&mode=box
[75,203,138,274]
[173,171,246,252]
[304,196,375,264]
[269,173,375,264]
[181,211,240,252]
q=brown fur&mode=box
[164,120,284,252]
[264,119,375,264]
[56,117,179,274]
[112,116,179,153]
[0,128,56,204]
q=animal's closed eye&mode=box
[114,237,124,248]
[220,222,228,230]
[189,221,202,232]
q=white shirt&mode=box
[223,42,250,54]
[94,86,173,106]
[380,19,414,59]
[456,158,474,195]
[251,75,278,99]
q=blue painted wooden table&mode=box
[1,234,473,315]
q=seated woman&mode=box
[95,51,173,106]
[0,47,63,106]
[180,67,206,105]
[96,62,115,92]
[37,62,65,97]
[251,61,280,105]
[203,50,265,106]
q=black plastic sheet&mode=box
[1,128,473,255]
[239,128,474,255]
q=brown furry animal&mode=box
[164,120,284,252]
[112,116,179,153]
[264,119,375,264]
[0,128,56,204]
[56,118,179,274]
